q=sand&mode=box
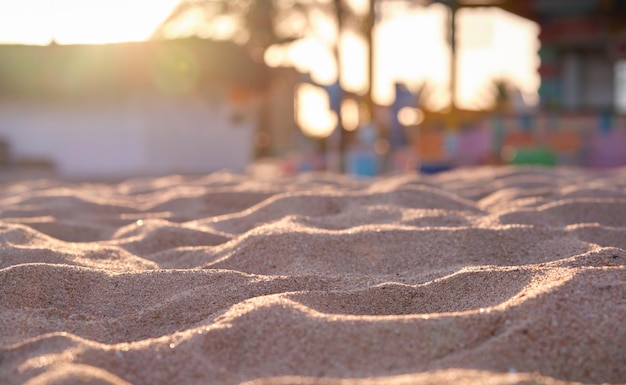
[0,166,624,385]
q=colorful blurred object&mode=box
[507,146,556,166]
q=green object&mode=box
[510,147,556,166]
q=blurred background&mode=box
[0,0,625,179]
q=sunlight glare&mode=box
[310,7,338,47]
[0,1,54,44]
[287,1,539,111]
[376,3,450,108]
[341,98,360,131]
[0,0,179,45]
[265,44,288,68]
[398,107,424,126]
[0,0,540,112]
[344,0,370,16]
[340,31,368,94]
[210,16,239,40]
[296,83,337,138]
[162,8,207,39]
[289,38,336,85]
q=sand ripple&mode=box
[1,166,625,385]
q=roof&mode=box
[0,38,269,101]
[435,0,626,51]
[448,0,626,21]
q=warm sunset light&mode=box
[1,2,625,376]
[0,0,178,45]
[295,83,338,138]
[376,3,539,109]
[0,0,539,112]
[261,2,539,111]
[397,106,424,126]
[341,98,360,131]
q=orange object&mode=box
[416,130,445,161]
[548,131,581,153]
[228,87,251,104]
[503,132,535,147]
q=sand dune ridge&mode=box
[1,166,625,384]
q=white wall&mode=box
[0,94,256,177]
[140,95,256,175]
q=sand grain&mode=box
[1,166,625,384]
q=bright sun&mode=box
[0,0,179,45]
[0,0,540,140]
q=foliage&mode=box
[153,1,374,53]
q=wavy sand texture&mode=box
[1,166,625,385]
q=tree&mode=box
[151,0,346,51]
[153,0,365,171]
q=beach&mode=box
[0,166,624,385]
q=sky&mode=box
[0,0,178,44]
[0,0,540,117]
[274,2,539,110]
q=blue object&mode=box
[419,163,452,174]
[520,114,532,132]
[348,150,378,177]
[599,112,612,134]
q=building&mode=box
[0,38,278,178]
[413,0,626,168]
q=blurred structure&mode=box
[410,0,626,170]
[0,38,295,178]
[151,0,347,176]
[488,0,626,112]
[1,1,624,179]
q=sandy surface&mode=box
[0,166,624,385]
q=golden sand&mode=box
[0,167,624,384]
